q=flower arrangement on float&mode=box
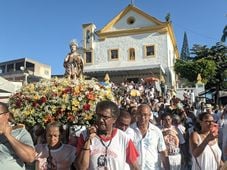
[8,77,115,128]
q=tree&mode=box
[176,42,227,103]
[180,32,190,60]
[221,25,227,42]
[205,42,227,88]
[174,58,216,84]
[189,43,227,87]
[190,44,209,60]
[206,43,227,103]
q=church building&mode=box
[82,4,179,87]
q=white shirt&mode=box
[35,144,76,170]
[124,127,136,170]
[125,127,135,140]
[131,122,166,170]
[79,128,138,170]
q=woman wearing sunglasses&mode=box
[190,112,223,170]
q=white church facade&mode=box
[82,4,179,87]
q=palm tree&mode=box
[221,25,227,42]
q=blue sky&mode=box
[0,0,226,75]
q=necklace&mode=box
[47,145,57,170]
[99,138,112,170]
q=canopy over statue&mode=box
[64,40,84,80]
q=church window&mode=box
[127,16,135,25]
[144,45,155,57]
[109,49,119,60]
[85,51,93,64]
[128,48,135,60]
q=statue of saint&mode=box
[197,73,203,84]
[63,40,84,80]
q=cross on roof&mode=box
[130,0,135,5]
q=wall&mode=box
[91,32,168,69]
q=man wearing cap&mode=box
[0,102,35,170]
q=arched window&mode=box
[85,51,93,64]
[129,48,135,61]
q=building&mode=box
[0,58,51,83]
[82,4,179,86]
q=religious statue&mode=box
[104,73,110,83]
[63,40,84,80]
[197,73,203,84]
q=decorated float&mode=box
[8,41,116,129]
[8,77,115,128]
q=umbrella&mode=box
[144,76,159,83]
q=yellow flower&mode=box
[24,107,34,116]
[84,112,93,121]
[72,99,80,107]
[33,95,39,100]
[74,86,80,94]
[8,77,116,127]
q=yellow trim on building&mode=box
[98,25,167,38]
[98,5,165,33]
[167,22,179,59]
[96,5,179,59]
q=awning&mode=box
[84,63,165,74]
[0,76,16,93]
[198,87,216,96]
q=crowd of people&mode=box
[0,80,227,170]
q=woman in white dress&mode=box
[190,112,223,170]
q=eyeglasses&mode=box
[96,114,113,121]
[203,120,216,124]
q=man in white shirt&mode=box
[131,104,170,170]
[115,109,135,139]
[76,100,140,170]
[115,109,135,170]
